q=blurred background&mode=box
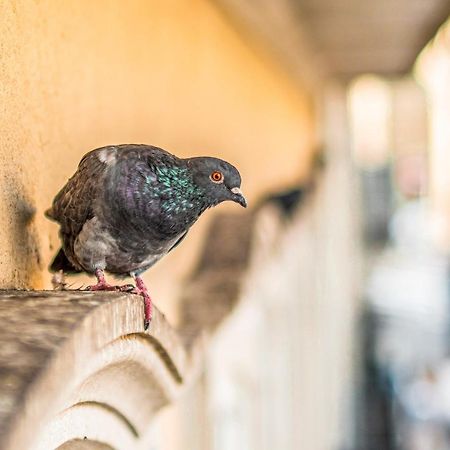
[1,1,450,449]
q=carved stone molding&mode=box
[0,211,254,450]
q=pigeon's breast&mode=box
[73,216,178,275]
[105,234,180,275]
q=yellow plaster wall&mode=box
[0,0,314,295]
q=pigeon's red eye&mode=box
[210,171,224,183]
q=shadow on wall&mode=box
[0,176,42,289]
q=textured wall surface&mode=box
[0,0,314,298]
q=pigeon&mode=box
[46,144,247,329]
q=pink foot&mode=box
[85,269,135,292]
[133,275,152,330]
[86,282,118,291]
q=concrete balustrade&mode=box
[0,212,253,450]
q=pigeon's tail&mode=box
[50,248,81,273]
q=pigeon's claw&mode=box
[132,275,153,331]
[141,291,152,330]
[85,283,118,292]
[85,268,128,292]
[86,282,135,292]
[117,284,136,293]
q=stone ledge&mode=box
[0,291,188,449]
[0,210,255,450]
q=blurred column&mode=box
[320,81,362,450]
[416,18,450,250]
[391,78,428,160]
[348,75,393,246]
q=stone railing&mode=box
[0,211,254,450]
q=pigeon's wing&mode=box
[167,231,188,253]
[46,150,109,241]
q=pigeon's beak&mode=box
[230,187,247,208]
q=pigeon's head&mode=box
[187,157,247,208]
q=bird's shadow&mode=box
[1,177,42,288]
